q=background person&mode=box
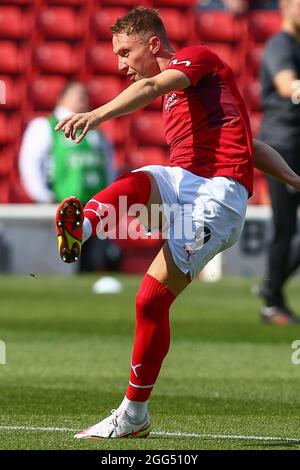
[19,81,121,273]
[200,0,277,13]
[257,0,300,324]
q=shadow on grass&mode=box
[147,434,300,448]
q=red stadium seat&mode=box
[0,0,32,4]
[244,80,262,113]
[8,171,33,203]
[0,6,29,39]
[30,76,66,110]
[0,178,10,203]
[88,42,119,75]
[100,0,152,7]
[196,11,241,43]
[132,112,165,146]
[153,0,196,6]
[87,76,123,108]
[208,43,239,74]
[0,42,24,74]
[0,112,10,144]
[47,0,85,4]
[130,146,168,168]
[100,117,130,146]
[22,111,49,129]
[249,112,262,137]
[34,43,80,75]
[92,7,127,40]
[0,144,15,176]
[114,146,128,170]
[247,44,264,76]
[248,10,281,42]
[159,9,189,43]
[0,75,24,109]
[38,7,83,40]
[251,169,270,205]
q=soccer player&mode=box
[55,7,300,439]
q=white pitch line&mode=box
[0,426,300,443]
[0,426,77,432]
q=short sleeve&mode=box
[263,35,297,78]
[166,46,218,86]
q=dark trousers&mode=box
[79,236,122,273]
[264,172,300,306]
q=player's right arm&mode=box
[55,69,190,144]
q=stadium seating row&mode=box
[0,6,281,42]
[0,4,280,204]
[0,0,197,7]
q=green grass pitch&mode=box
[1,274,300,450]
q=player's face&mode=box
[112,33,160,81]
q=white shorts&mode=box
[133,165,248,279]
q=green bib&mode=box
[48,115,108,204]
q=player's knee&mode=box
[136,287,161,319]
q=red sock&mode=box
[126,274,176,402]
[83,171,151,237]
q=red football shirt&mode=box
[163,45,254,195]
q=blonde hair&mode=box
[111,6,171,47]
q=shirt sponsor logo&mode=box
[164,92,179,113]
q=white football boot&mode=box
[74,409,151,439]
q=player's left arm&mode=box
[253,138,300,191]
[55,70,191,143]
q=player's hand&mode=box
[54,111,99,143]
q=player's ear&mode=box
[149,36,160,55]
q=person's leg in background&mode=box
[79,237,122,273]
[281,230,300,284]
[260,175,300,323]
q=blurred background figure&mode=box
[222,0,249,13]
[200,0,277,12]
[256,0,300,324]
[19,81,122,273]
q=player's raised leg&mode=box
[55,171,152,263]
